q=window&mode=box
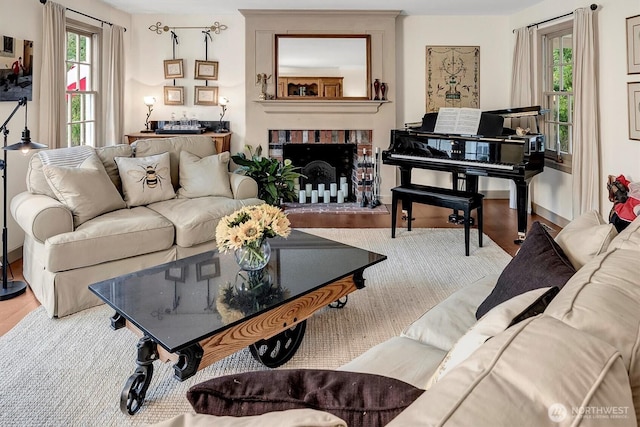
[65,21,100,147]
[539,22,573,171]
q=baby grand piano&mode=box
[382,106,546,243]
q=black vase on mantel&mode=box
[380,82,388,101]
[373,79,381,100]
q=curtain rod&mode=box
[513,3,597,33]
[39,0,127,32]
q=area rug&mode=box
[0,228,511,426]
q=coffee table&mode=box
[89,230,386,415]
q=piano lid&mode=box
[484,105,549,118]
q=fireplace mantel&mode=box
[255,100,391,114]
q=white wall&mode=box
[395,15,512,192]
[125,13,245,151]
[509,0,640,221]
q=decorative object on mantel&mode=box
[141,96,155,133]
[381,82,388,101]
[231,144,304,206]
[256,73,272,100]
[215,204,291,272]
[215,97,229,132]
[373,79,381,100]
[149,21,228,35]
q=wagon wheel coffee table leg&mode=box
[120,335,158,415]
[249,320,307,368]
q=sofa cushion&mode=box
[427,287,554,389]
[608,214,640,251]
[402,274,499,351]
[177,150,233,199]
[554,210,617,269]
[150,410,347,427]
[27,145,95,199]
[387,316,636,427]
[132,135,218,190]
[187,369,424,427]
[116,152,176,207]
[42,154,126,227]
[94,144,133,194]
[475,221,575,319]
[148,197,256,247]
[544,247,640,423]
[44,207,175,272]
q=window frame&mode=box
[537,20,573,174]
[65,19,101,147]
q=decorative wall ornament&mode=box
[194,86,218,106]
[194,60,218,80]
[628,82,640,140]
[256,73,272,100]
[149,21,228,35]
[163,59,184,79]
[164,86,184,105]
[425,46,480,112]
[627,15,640,74]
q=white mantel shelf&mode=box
[255,100,391,114]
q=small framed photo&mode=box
[164,86,184,105]
[628,82,640,140]
[627,15,640,74]
[163,59,184,79]
[165,266,187,283]
[194,60,218,80]
[194,85,218,106]
[196,258,221,281]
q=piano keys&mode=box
[383,106,546,243]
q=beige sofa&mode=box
[156,212,640,427]
[11,135,262,318]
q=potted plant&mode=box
[231,144,304,206]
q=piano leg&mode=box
[399,167,414,220]
[514,179,530,244]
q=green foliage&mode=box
[231,145,305,206]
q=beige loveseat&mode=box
[11,135,262,318]
[157,212,640,427]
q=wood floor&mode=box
[0,199,558,336]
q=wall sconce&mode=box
[215,96,229,133]
[142,96,156,133]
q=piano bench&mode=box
[391,184,484,256]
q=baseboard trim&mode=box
[532,203,569,228]
[2,247,23,265]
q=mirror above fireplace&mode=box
[275,34,371,100]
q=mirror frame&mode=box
[275,34,371,100]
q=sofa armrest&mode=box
[228,173,258,200]
[10,191,74,243]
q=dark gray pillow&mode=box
[475,222,575,319]
[187,369,424,427]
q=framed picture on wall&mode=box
[163,59,184,79]
[627,15,640,74]
[194,60,219,80]
[628,82,640,140]
[425,46,480,112]
[194,85,218,106]
[164,86,184,105]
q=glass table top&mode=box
[89,230,386,353]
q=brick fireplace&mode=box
[268,129,373,203]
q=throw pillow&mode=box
[187,369,424,427]
[426,287,556,390]
[475,221,575,319]
[115,152,176,207]
[177,150,233,199]
[42,154,126,227]
[554,210,618,270]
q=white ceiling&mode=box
[99,0,545,16]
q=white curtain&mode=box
[509,27,534,210]
[103,25,125,147]
[38,1,66,149]
[572,7,601,216]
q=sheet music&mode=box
[434,108,482,135]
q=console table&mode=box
[125,131,232,154]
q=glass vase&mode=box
[234,240,271,271]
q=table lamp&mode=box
[142,96,156,133]
[0,96,47,300]
[215,97,229,133]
